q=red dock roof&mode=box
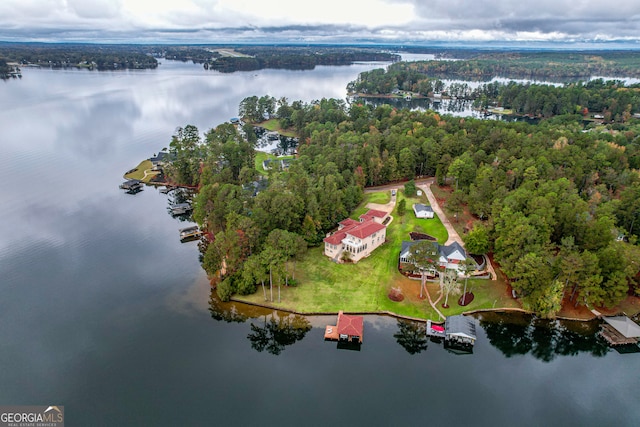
[337,312,364,338]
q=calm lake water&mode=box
[1,60,639,426]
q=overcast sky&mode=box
[1,0,639,44]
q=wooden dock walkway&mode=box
[600,324,639,346]
[324,325,339,341]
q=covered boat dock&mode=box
[120,179,143,193]
[426,315,477,347]
[170,203,192,215]
[599,316,640,346]
[325,311,363,344]
[179,225,202,242]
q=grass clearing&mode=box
[254,151,276,176]
[366,192,391,205]
[394,191,448,243]
[254,151,295,176]
[123,159,158,182]
[235,190,515,320]
[256,119,297,137]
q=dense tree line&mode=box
[206,46,399,73]
[388,52,640,80]
[158,46,221,64]
[480,79,640,120]
[0,43,158,70]
[168,94,640,315]
[0,57,16,79]
[0,57,8,73]
[350,66,640,122]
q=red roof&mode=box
[339,218,360,228]
[359,209,388,222]
[337,313,364,337]
[347,221,385,239]
[324,218,385,244]
[324,230,347,245]
[364,209,387,218]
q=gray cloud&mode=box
[0,0,639,43]
[405,0,640,37]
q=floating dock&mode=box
[426,319,446,338]
[179,225,202,242]
[120,179,143,193]
[170,203,192,215]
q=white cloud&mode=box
[67,0,122,19]
[0,0,638,42]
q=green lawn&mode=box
[395,192,448,243]
[350,192,393,220]
[255,119,298,137]
[254,151,295,176]
[123,159,158,182]
[254,151,276,176]
[234,190,518,319]
[367,192,391,204]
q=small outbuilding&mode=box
[413,203,434,219]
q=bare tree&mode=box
[441,269,462,308]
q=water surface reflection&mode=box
[478,312,609,361]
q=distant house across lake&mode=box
[262,158,293,171]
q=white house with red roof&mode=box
[324,209,388,263]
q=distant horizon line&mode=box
[1,39,640,50]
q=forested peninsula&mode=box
[377,51,640,81]
[0,57,17,79]
[0,43,399,73]
[159,85,640,319]
[0,43,158,70]
[203,46,400,72]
